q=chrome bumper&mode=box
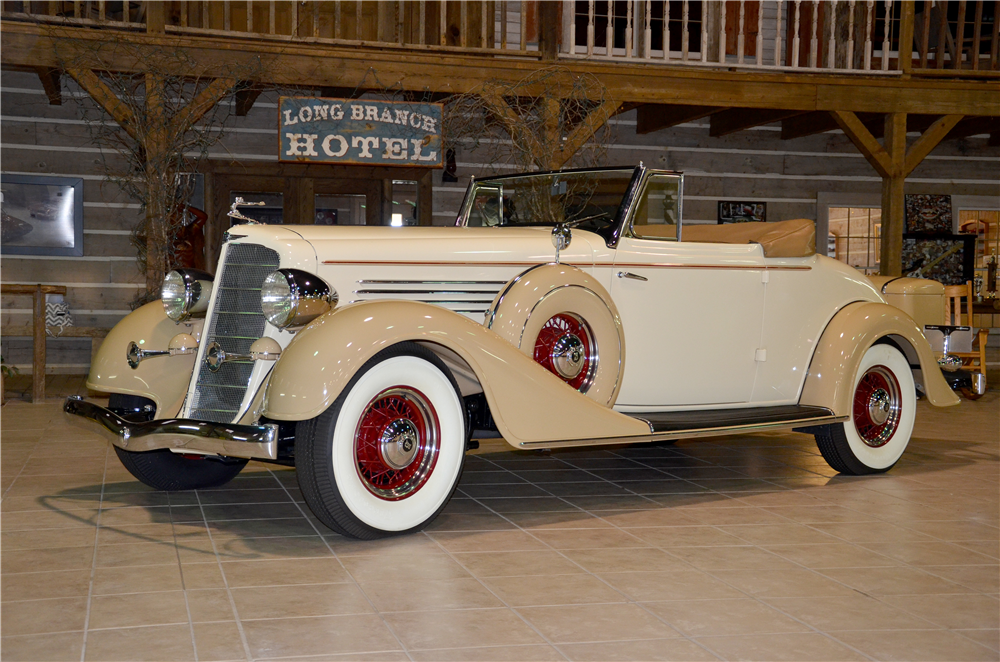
[63,396,279,460]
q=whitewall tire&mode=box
[295,342,466,539]
[814,343,916,475]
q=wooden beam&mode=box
[319,86,360,98]
[880,112,907,277]
[168,77,236,135]
[538,1,560,60]
[6,24,998,116]
[146,1,165,33]
[234,85,263,116]
[710,108,807,137]
[636,104,720,134]
[830,110,892,178]
[65,68,139,141]
[479,86,538,164]
[944,116,1000,141]
[781,112,837,140]
[903,114,964,176]
[553,97,622,170]
[34,67,62,105]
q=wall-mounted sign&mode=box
[279,97,443,167]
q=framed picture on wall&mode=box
[904,194,952,234]
[902,234,976,286]
[718,201,766,223]
[1,174,84,256]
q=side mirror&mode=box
[552,225,572,263]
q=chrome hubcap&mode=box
[551,334,586,380]
[379,419,419,470]
[867,388,892,426]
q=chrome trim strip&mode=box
[64,397,278,460]
[357,280,508,285]
[517,414,849,448]
[354,289,499,295]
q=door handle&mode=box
[616,271,648,282]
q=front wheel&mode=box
[294,342,466,539]
[814,343,916,475]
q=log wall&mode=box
[2,69,998,373]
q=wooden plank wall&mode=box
[2,69,999,372]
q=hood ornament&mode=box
[227,197,266,225]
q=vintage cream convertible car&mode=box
[65,165,959,539]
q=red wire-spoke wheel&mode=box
[354,387,440,500]
[533,313,598,392]
[852,365,902,448]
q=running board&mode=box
[517,405,846,449]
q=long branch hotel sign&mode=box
[279,97,443,167]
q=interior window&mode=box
[630,175,680,240]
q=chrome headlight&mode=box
[261,269,337,329]
[161,269,214,322]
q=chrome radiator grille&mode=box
[351,280,506,316]
[188,243,280,423]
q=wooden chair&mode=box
[944,280,988,378]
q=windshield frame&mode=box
[456,166,646,246]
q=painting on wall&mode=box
[718,201,766,223]
[902,234,976,286]
[905,194,952,235]
[1,174,84,257]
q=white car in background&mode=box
[65,165,958,539]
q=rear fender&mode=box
[87,301,202,418]
[800,301,959,415]
[262,301,649,446]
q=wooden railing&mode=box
[2,1,997,73]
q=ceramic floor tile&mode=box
[2,546,96,574]
[355,577,502,612]
[833,628,999,661]
[709,566,858,598]
[232,582,374,619]
[409,644,565,661]
[955,629,1000,653]
[428,529,549,553]
[597,569,747,602]
[220,557,351,587]
[340,552,470,583]
[530,528,649,550]
[451,550,588,578]
[242,613,402,658]
[763,595,941,631]
[920,564,1000,593]
[818,565,976,596]
[763,542,900,569]
[0,631,84,662]
[624,525,746,547]
[562,547,684,573]
[881,593,1000,630]
[383,608,545,650]
[560,638,719,661]
[645,598,812,637]
[91,563,185,595]
[0,569,92,601]
[191,621,247,661]
[0,596,89,636]
[482,573,626,607]
[83,624,195,661]
[87,590,191,629]
[697,632,868,661]
[518,603,681,643]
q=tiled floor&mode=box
[1,392,998,662]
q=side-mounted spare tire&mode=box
[109,394,248,490]
[487,263,625,407]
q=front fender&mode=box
[87,301,201,418]
[262,300,649,446]
[799,301,959,416]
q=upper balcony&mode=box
[2,1,997,78]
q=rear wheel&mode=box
[814,344,916,475]
[109,394,248,491]
[294,342,466,539]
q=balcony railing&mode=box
[2,1,997,74]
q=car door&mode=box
[609,173,766,409]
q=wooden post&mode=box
[32,285,46,403]
[880,112,907,277]
[538,0,560,59]
[146,0,165,32]
[145,72,168,294]
[898,0,914,73]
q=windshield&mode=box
[462,169,636,234]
